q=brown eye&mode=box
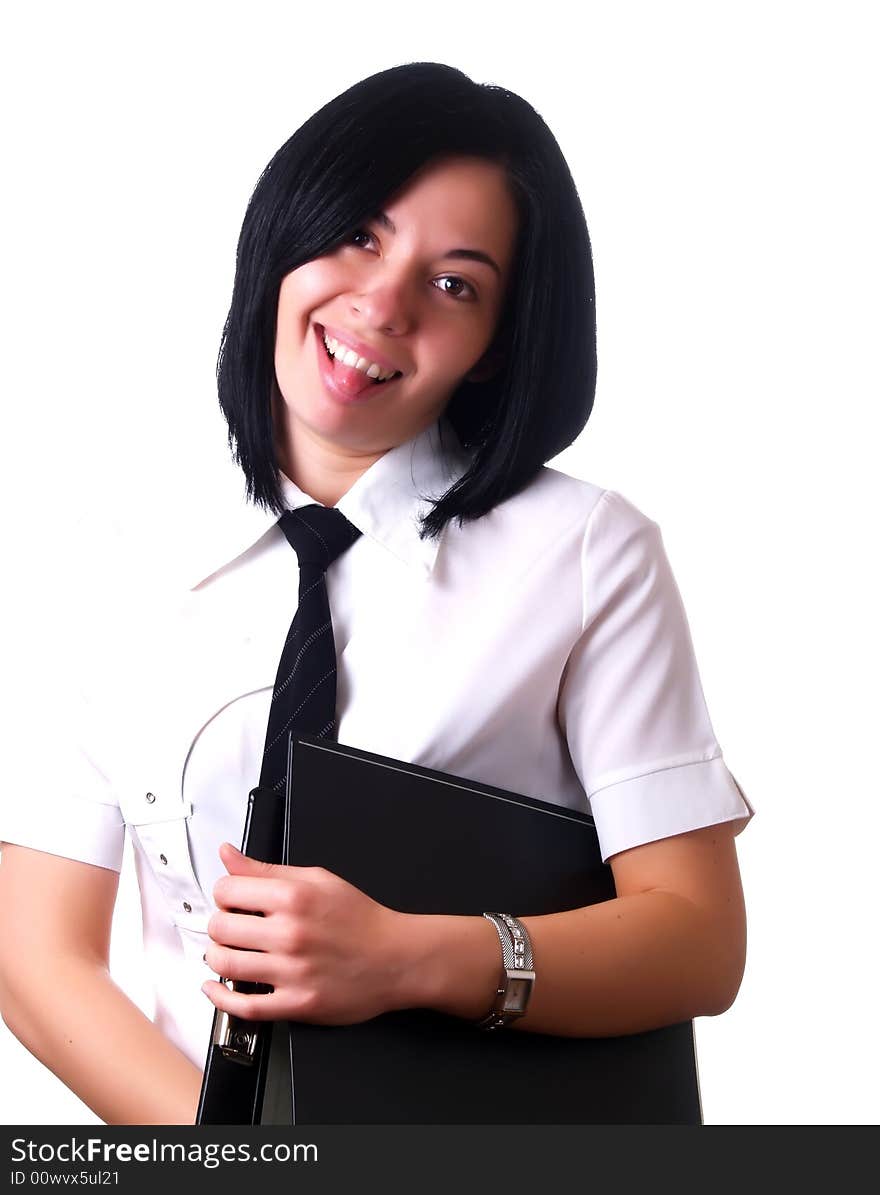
[434,275,476,301]
[349,229,375,249]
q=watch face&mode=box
[501,975,533,1014]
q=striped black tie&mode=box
[259,504,362,794]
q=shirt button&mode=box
[183,901,192,913]
[159,854,168,865]
[145,792,156,804]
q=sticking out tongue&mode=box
[331,353,382,398]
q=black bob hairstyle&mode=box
[218,61,597,539]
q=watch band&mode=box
[476,912,535,1031]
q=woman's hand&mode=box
[201,843,415,1025]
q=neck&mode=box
[277,420,388,507]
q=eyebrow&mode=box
[373,210,501,277]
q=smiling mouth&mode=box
[319,327,403,386]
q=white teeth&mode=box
[323,331,396,381]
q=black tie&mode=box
[259,504,363,793]
[258,503,361,1125]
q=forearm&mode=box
[398,890,742,1037]
[1,960,202,1124]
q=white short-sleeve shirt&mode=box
[0,417,754,1066]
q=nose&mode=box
[350,266,415,336]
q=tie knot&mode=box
[278,505,362,570]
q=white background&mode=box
[1,0,877,1126]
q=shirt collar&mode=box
[187,417,473,590]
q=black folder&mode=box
[196,780,288,1126]
[277,735,703,1125]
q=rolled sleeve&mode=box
[1,521,127,873]
[1,693,126,873]
[559,489,754,863]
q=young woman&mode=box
[0,62,754,1125]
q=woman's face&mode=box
[272,154,519,467]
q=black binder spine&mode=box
[195,781,286,1125]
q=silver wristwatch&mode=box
[476,912,535,1030]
